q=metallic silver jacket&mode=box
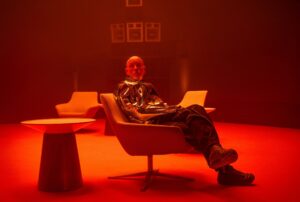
[115,79,177,123]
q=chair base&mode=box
[108,169,194,191]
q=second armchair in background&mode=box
[55,91,102,118]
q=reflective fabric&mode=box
[115,78,178,123]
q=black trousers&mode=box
[148,104,220,159]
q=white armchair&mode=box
[100,93,193,191]
[55,92,102,118]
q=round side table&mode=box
[21,118,96,192]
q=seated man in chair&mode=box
[114,55,255,186]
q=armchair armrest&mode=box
[55,103,72,116]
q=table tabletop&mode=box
[21,118,96,134]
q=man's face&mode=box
[125,57,146,81]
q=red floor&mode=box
[0,119,299,202]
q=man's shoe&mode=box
[218,165,255,186]
[208,145,238,169]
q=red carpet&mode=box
[0,119,299,201]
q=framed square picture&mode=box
[111,23,125,43]
[126,0,143,7]
[126,22,143,42]
[145,22,161,42]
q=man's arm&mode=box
[136,112,164,122]
[120,100,164,122]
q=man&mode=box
[115,56,255,185]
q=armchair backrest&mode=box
[100,93,128,126]
[178,90,208,108]
[69,92,99,105]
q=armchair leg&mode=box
[108,155,194,191]
[155,172,194,181]
[141,169,159,192]
[108,171,154,180]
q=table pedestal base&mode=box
[38,133,82,192]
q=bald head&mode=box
[126,56,144,66]
[125,56,146,81]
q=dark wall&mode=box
[0,0,299,128]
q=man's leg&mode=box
[187,118,238,169]
[187,117,255,185]
[150,106,255,185]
